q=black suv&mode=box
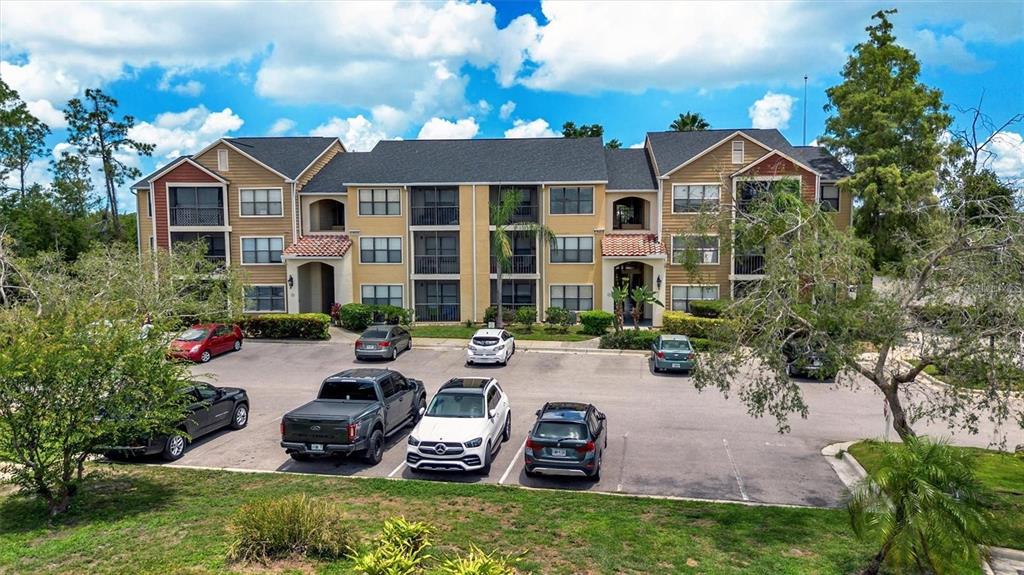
[524,402,607,480]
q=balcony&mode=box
[491,204,539,224]
[734,253,765,275]
[414,303,460,322]
[490,254,537,275]
[414,254,460,275]
[170,206,223,226]
[410,205,459,226]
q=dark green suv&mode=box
[524,402,607,480]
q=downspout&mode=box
[471,184,478,322]
[291,181,299,241]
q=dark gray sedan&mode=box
[354,324,412,361]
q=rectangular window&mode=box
[490,279,536,308]
[244,285,285,312]
[550,236,594,263]
[217,149,229,171]
[731,140,744,164]
[360,237,402,263]
[820,185,840,212]
[671,285,719,312]
[672,184,720,213]
[361,284,403,306]
[550,186,594,214]
[358,188,401,216]
[549,285,594,311]
[241,237,283,264]
[149,236,155,252]
[672,236,719,265]
[240,188,283,216]
[170,232,226,262]
[147,191,153,217]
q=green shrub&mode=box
[599,329,660,350]
[544,306,573,326]
[578,310,614,335]
[227,494,354,562]
[482,306,515,326]
[351,517,433,575]
[688,299,728,318]
[483,306,497,324]
[239,313,330,340]
[340,303,375,331]
[688,337,728,352]
[435,545,522,575]
[515,306,536,328]
[662,311,733,340]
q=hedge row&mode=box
[662,311,734,340]
[688,299,729,318]
[579,310,615,335]
[598,329,724,351]
[239,313,331,340]
[335,304,412,331]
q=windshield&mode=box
[362,329,390,339]
[319,379,377,401]
[177,328,208,341]
[534,421,588,440]
[425,393,485,418]
[661,340,691,351]
[472,336,499,346]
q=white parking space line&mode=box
[616,432,629,492]
[723,438,749,501]
[388,461,406,478]
[498,440,527,485]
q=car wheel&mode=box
[233,339,242,352]
[413,396,426,423]
[391,347,398,361]
[289,452,312,462]
[200,350,212,363]
[230,403,249,429]
[590,462,602,482]
[502,412,511,442]
[363,429,384,465]
[406,339,412,351]
[479,442,492,475]
[162,434,186,461]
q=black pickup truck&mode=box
[281,368,426,464]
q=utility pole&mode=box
[802,75,808,146]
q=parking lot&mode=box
[178,338,1019,508]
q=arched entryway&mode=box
[612,196,649,231]
[296,261,336,314]
[308,199,345,232]
[613,261,655,325]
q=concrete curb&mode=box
[414,343,649,357]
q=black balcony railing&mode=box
[170,206,223,226]
[414,255,460,275]
[414,303,460,322]
[411,205,459,226]
[490,254,536,274]
[734,253,766,275]
[490,204,539,224]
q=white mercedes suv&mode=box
[406,377,511,475]
[465,328,515,366]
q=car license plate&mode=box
[672,363,680,368]
[550,448,567,457]
[365,345,376,350]
[310,443,323,452]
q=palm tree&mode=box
[848,437,991,575]
[491,189,556,328]
[670,112,711,132]
[629,284,663,330]
[609,283,629,332]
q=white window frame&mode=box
[549,284,594,311]
[360,284,404,307]
[671,183,721,214]
[671,235,720,266]
[359,236,403,264]
[670,284,720,312]
[243,284,286,313]
[549,235,595,264]
[240,236,285,265]
[217,148,229,172]
[731,140,744,164]
[239,187,285,218]
[549,186,595,216]
[358,188,402,216]
[819,184,840,212]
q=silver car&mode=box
[354,325,412,361]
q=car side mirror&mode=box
[535,409,541,417]
[597,413,606,420]
[488,409,496,420]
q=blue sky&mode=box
[1,1,1022,212]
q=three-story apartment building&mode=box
[133,129,850,326]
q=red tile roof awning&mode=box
[602,233,666,257]
[283,234,352,258]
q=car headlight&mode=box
[190,344,202,352]
[408,436,420,446]
[464,437,483,448]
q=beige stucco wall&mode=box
[346,185,410,306]
[604,191,657,233]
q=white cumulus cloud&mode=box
[987,131,1024,179]
[417,117,479,140]
[504,118,558,139]
[128,105,244,160]
[267,118,296,136]
[25,99,67,129]
[748,92,796,129]
[310,115,388,152]
[499,100,516,120]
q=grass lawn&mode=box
[848,441,1024,550]
[910,358,1024,392]
[0,464,874,574]
[410,324,596,342]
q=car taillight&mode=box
[379,340,391,347]
[656,351,665,359]
[525,438,539,452]
[347,423,357,442]
[576,440,596,454]
[355,340,362,348]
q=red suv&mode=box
[168,323,243,363]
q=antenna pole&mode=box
[802,75,808,146]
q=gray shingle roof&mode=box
[225,137,337,180]
[302,137,608,191]
[645,129,796,177]
[131,155,192,189]
[604,148,657,190]
[791,146,852,181]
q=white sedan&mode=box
[465,328,515,366]
[406,377,511,474]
